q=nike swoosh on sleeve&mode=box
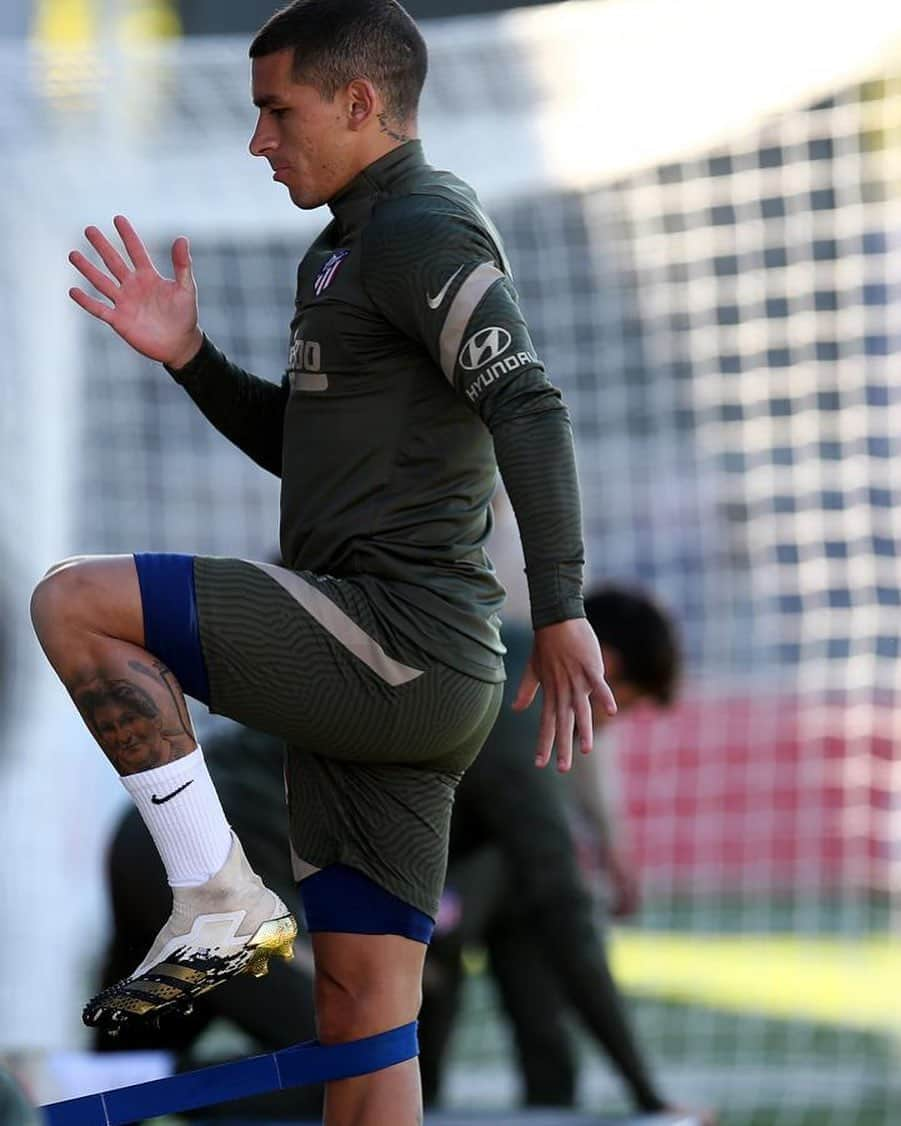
[426,264,465,310]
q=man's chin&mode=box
[287,185,327,210]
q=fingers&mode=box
[534,669,609,772]
[69,216,163,328]
[514,653,554,768]
[591,671,618,718]
[114,214,154,271]
[68,286,115,324]
[534,690,556,769]
[551,671,600,771]
[512,660,539,712]
[84,225,130,283]
[68,249,119,303]
[573,685,594,756]
[553,686,574,773]
[171,236,193,290]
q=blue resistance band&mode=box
[43,1021,418,1126]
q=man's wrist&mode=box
[532,606,586,632]
[165,328,205,372]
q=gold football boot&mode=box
[84,833,297,1031]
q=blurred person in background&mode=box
[93,719,323,1121]
[418,494,714,1124]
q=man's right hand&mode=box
[68,214,202,369]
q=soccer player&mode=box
[30,1,616,1121]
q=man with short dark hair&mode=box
[31,2,615,1121]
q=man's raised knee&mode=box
[31,554,146,661]
[29,551,112,644]
[30,557,99,640]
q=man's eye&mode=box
[270,107,288,118]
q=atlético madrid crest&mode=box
[314,249,350,296]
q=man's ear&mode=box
[345,78,378,130]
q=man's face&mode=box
[93,701,162,768]
[249,48,355,209]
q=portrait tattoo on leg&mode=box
[76,665,195,775]
[129,658,196,745]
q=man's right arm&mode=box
[165,336,288,477]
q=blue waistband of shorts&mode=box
[133,553,210,705]
[299,865,434,944]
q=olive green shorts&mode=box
[193,557,503,918]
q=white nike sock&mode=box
[120,747,233,888]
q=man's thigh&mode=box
[193,558,428,756]
[138,554,496,767]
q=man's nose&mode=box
[249,120,274,157]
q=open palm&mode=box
[68,215,200,366]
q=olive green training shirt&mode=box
[168,140,585,682]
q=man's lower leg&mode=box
[32,561,232,883]
[313,932,426,1126]
[324,1059,423,1126]
[30,558,296,1028]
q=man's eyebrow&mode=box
[252,94,283,109]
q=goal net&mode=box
[0,1,898,1120]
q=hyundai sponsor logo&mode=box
[459,326,513,371]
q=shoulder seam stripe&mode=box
[438,263,505,384]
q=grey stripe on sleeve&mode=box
[439,262,505,383]
[248,562,424,686]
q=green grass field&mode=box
[443,897,900,1126]
[445,971,899,1124]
